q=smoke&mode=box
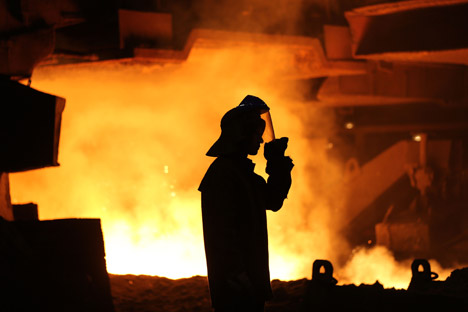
[9,42,349,280]
[11,36,455,289]
[192,0,307,35]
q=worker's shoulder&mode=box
[206,156,238,176]
[199,157,241,192]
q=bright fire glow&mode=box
[9,44,454,287]
[337,246,452,289]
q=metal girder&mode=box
[317,62,468,106]
[345,0,468,65]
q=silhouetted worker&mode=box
[199,95,293,312]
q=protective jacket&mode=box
[199,155,292,308]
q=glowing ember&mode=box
[412,134,423,142]
[345,122,354,130]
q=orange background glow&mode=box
[10,45,451,288]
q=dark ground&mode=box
[109,275,307,312]
[109,269,468,312]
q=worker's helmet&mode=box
[206,95,276,157]
[238,95,275,143]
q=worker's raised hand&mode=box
[264,137,289,160]
[265,137,294,176]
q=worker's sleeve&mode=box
[201,171,247,279]
[264,156,294,212]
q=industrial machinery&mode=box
[1,0,468,309]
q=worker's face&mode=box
[246,124,265,155]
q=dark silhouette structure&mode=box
[302,259,468,312]
[0,218,114,312]
[199,95,293,311]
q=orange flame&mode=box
[337,246,452,289]
[9,45,453,287]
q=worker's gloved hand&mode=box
[265,137,294,176]
[264,137,289,161]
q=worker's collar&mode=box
[221,155,255,172]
